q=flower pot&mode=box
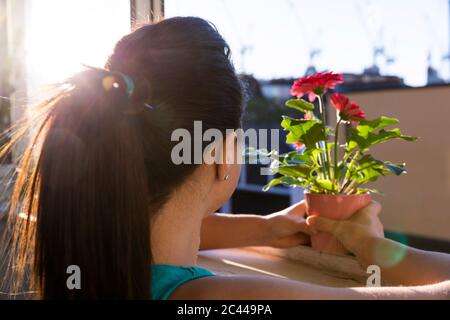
[304,191,372,255]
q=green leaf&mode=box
[348,127,417,152]
[355,166,387,185]
[383,162,406,176]
[352,155,403,185]
[280,151,314,166]
[281,116,326,148]
[263,176,308,191]
[275,164,316,179]
[262,177,285,191]
[356,117,400,138]
[355,154,384,171]
[313,178,334,191]
[336,161,348,182]
[281,116,310,132]
[351,155,386,185]
[303,148,324,166]
[285,99,315,112]
[347,140,358,153]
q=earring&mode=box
[224,175,229,181]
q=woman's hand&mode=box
[306,201,384,259]
[263,201,311,248]
[200,203,310,250]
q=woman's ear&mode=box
[217,162,231,182]
[216,132,238,182]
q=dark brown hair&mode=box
[1,17,243,299]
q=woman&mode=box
[1,17,449,299]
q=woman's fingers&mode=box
[293,219,313,235]
[355,201,382,220]
[306,215,340,235]
[306,201,382,233]
[271,232,311,248]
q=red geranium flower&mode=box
[290,72,343,102]
[329,93,365,122]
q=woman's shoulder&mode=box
[151,264,216,300]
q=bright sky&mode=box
[165,0,450,86]
[26,0,130,93]
[24,0,450,89]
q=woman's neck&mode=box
[150,191,208,266]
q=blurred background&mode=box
[0,0,449,253]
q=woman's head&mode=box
[105,16,244,205]
[2,17,243,299]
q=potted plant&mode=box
[253,72,417,254]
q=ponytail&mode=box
[3,68,153,299]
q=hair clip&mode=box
[117,72,135,98]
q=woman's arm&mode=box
[307,202,450,286]
[199,202,310,250]
[358,237,450,286]
[170,274,450,300]
[200,213,269,249]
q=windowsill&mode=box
[198,246,369,288]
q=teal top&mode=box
[151,264,216,300]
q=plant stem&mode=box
[342,149,355,165]
[318,95,332,181]
[344,180,359,194]
[316,142,327,180]
[339,150,360,193]
[332,118,342,192]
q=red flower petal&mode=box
[329,93,365,122]
[308,92,317,102]
[329,93,349,112]
[290,72,343,99]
